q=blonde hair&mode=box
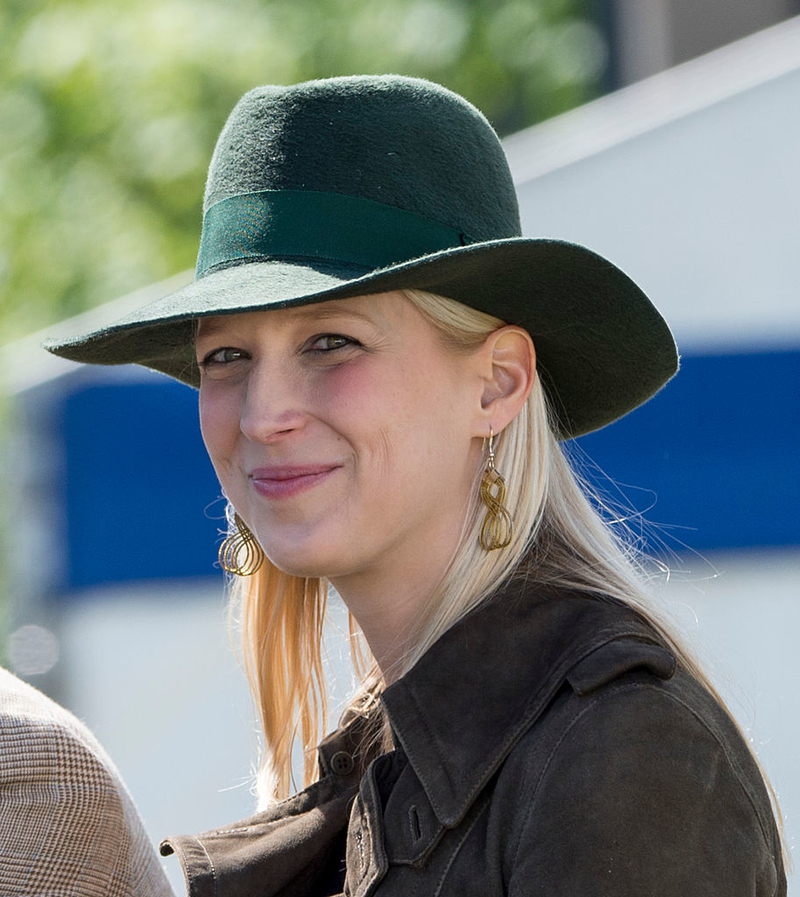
[228,289,777,822]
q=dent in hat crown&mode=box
[196,75,522,279]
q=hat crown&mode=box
[204,75,521,243]
[45,75,677,440]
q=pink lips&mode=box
[249,465,340,499]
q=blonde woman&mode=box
[47,76,785,896]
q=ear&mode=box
[473,326,536,435]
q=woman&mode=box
[46,76,785,895]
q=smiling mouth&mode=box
[249,465,340,499]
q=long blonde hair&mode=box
[228,289,773,815]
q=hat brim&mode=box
[44,237,678,439]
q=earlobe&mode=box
[477,327,536,432]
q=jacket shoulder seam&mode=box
[511,679,775,869]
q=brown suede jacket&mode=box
[161,579,786,896]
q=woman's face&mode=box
[196,292,486,587]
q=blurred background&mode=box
[1,1,799,892]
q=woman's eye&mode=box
[309,334,360,352]
[198,347,249,376]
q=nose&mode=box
[239,359,308,444]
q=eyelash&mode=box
[198,334,361,369]
[199,347,248,368]
[308,334,361,353]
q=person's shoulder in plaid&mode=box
[0,666,173,896]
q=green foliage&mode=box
[0,0,606,340]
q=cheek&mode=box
[199,388,240,470]
[315,358,379,407]
[310,363,393,444]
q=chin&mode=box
[256,518,365,581]
[262,543,344,580]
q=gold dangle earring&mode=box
[218,512,265,576]
[479,427,513,551]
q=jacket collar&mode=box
[381,576,664,828]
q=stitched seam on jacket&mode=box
[510,695,595,871]
[401,688,459,807]
[433,792,493,897]
[510,680,775,872]
[204,839,218,897]
[171,836,218,897]
[626,682,776,851]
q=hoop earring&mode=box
[479,428,513,551]
[218,512,265,576]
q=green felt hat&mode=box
[44,74,678,438]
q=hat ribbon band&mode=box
[196,189,475,278]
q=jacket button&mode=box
[330,751,355,776]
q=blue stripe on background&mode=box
[62,380,223,590]
[576,347,800,552]
[59,347,800,591]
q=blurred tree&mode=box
[0,0,607,340]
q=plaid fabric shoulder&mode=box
[0,667,173,897]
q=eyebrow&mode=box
[195,303,380,337]
[282,304,378,324]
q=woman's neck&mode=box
[330,528,459,684]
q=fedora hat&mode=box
[45,74,677,438]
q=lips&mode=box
[249,464,340,500]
